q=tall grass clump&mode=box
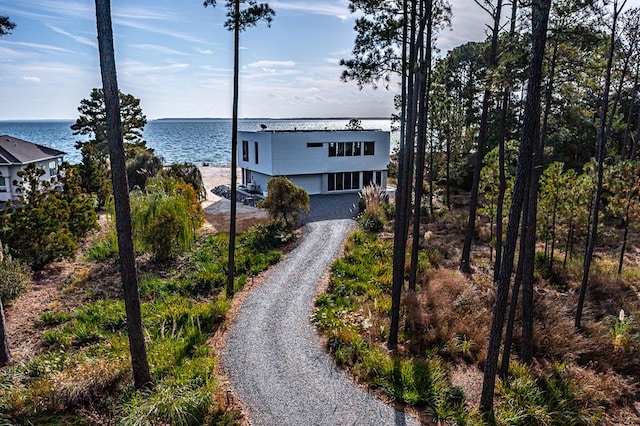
[131,176,203,262]
[495,362,602,425]
[358,184,387,233]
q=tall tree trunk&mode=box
[94,0,151,390]
[389,0,415,349]
[0,298,10,366]
[494,0,518,278]
[409,0,433,291]
[576,0,625,329]
[480,0,551,414]
[460,0,503,273]
[227,0,241,300]
[618,202,631,274]
[500,171,531,378]
[621,63,639,160]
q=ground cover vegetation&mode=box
[0,166,293,423]
[312,0,640,423]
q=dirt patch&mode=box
[198,165,269,233]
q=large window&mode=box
[364,141,375,156]
[328,172,360,192]
[0,176,6,192]
[363,171,383,187]
[328,142,362,157]
[242,140,249,162]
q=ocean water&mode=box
[0,118,395,165]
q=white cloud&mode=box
[113,18,207,44]
[130,44,189,56]
[119,60,190,75]
[0,46,27,59]
[270,1,351,21]
[195,48,214,55]
[325,57,341,65]
[0,40,71,53]
[47,25,97,49]
[23,76,41,83]
[247,60,296,68]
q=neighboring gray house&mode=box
[237,129,391,196]
[0,135,66,202]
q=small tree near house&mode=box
[259,177,310,229]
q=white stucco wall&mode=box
[237,130,390,196]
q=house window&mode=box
[254,142,259,164]
[328,142,360,157]
[242,140,249,162]
[329,142,337,157]
[363,171,382,187]
[354,142,361,156]
[327,172,360,192]
[364,142,375,156]
[49,161,57,171]
[307,142,323,148]
[0,176,6,193]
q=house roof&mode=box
[0,135,66,165]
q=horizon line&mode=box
[0,116,393,122]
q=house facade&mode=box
[237,129,391,196]
[0,135,66,202]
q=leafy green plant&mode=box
[39,311,71,326]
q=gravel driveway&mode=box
[222,219,420,426]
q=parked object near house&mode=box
[238,129,390,196]
[0,135,66,202]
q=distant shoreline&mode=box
[1,117,393,123]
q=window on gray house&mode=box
[0,176,6,192]
[329,142,337,157]
[242,140,249,161]
[354,142,361,156]
[363,171,383,187]
[364,141,375,155]
[254,141,259,164]
[307,142,323,148]
[328,172,360,191]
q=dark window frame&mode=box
[364,141,375,156]
[242,140,249,162]
[254,141,259,164]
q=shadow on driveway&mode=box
[301,193,360,223]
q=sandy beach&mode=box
[198,165,269,233]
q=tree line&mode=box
[342,0,639,417]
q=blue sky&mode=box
[0,0,629,120]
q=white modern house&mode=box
[0,135,66,202]
[237,129,391,196]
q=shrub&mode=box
[126,150,164,191]
[131,176,203,262]
[162,163,207,202]
[0,249,31,304]
[360,211,384,232]
[258,177,310,229]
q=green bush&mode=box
[0,251,31,303]
[162,163,207,202]
[359,211,384,232]
[131,176,203,262]
[258,177,310,229]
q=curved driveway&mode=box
[222,219,420,426]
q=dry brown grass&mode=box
[403,269,492,364]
